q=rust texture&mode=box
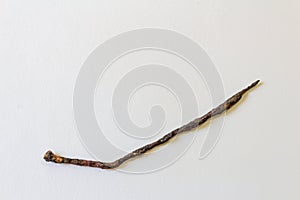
[44,80,260,169]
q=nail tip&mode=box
[250,80,261,88]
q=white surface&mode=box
[1,0,300,199]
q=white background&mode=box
[1,0,300,199]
